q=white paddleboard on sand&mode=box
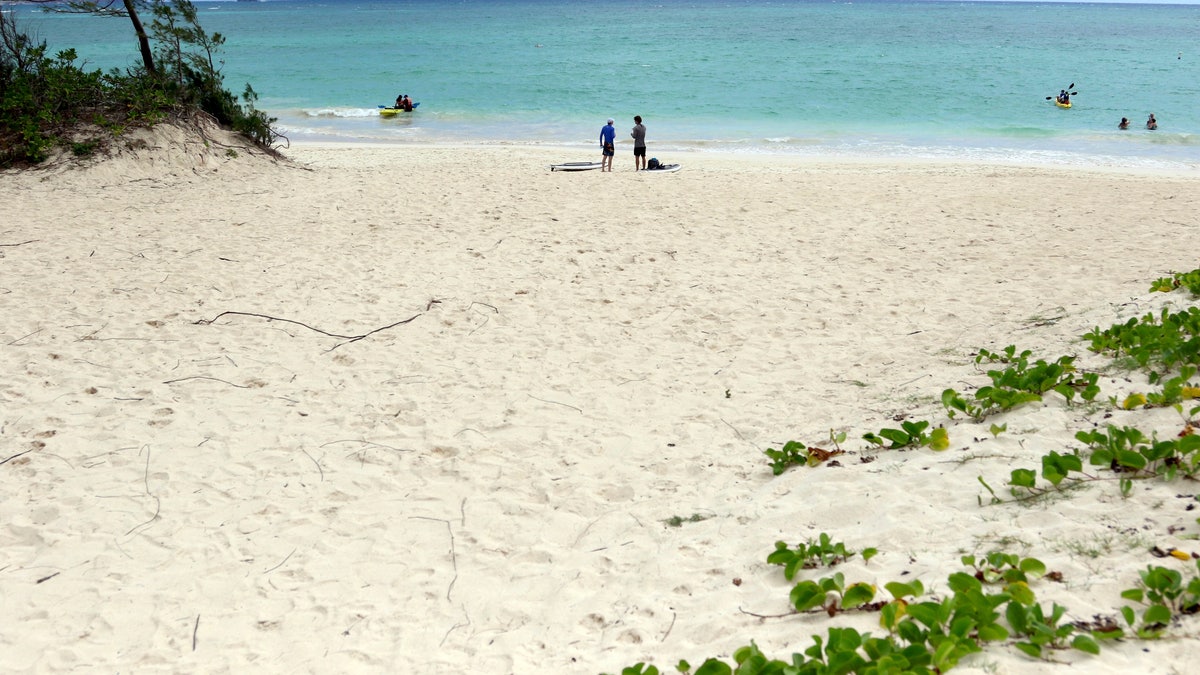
[550,161,603,171]
[645,163,681,173]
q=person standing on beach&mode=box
[600,118,616,172]
[631,115,647,171]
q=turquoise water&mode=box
[10,0,1200,167]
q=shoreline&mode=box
[280,140,1200,178]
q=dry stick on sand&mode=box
[195,310,421,349]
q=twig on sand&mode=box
[163,375,251,388]
[319,438,411,458]
[125,446,161,536]
[0,240,38,247]
[410,516,458,602]
[661,611,677,642]
[528,394,583,413]
[195,310,421,349]
[440,609,471,647]
[467,302,497,336]
[301,448,324,481]
[263,548,296,574]
[192,615,200,651]
[737,606,796,620]
[1,449,33,466]
[7,328,44,346]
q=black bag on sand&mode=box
[647,157,660,170]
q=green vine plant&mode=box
[862,419,950,451]
[978,422,1200,504]
[603,547,1105,675]
[961,551,1047,585]
[1084,306,1200,379]
[942,348,1100,422]
[1113,366,1200,411]
[767,533,876,578]
[623,272,1200,675]
[763,430,847,475]
[1120,560,1200,638]
[1150,269,1200,297]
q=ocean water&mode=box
[10,0,1200,168]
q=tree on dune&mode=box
[1,0,279,167]
[29,1,160,76]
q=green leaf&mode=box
[1006,601,1029,634]
[1072,634,1101,655]
[1009,468,1037,489]
[790,581,826,612]
[1144,604,1173,627]
[693,659,732,675]
[947,571,982,594]
[1006,581,1036,606]
[928,427,950,451]
[1117,449,1148,470]
[1019,557,1047,578]
[843,583,877,609]
[885,580,922,600]
[879,428,914,448]
[862,547,878,563]
[880,600,905,631]
[1014,642,1042,659]
[977,622,1010,641]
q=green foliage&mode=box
[763,430,845,475]
[614,271,1200,675]
[1001,422,1200,501]
[1113,366,1200,410]
[942,348,1098,421]
[764,440,808,476]
[1150,268,1200,296]
[607,545,1103,675]
[767,533,865,578]
[863,420,950,451]
[1120,561,1200,638]
[0,1,277,166]
[1084,307,1200,378]
[1077,424,1200,482]
[961,552,1047,585]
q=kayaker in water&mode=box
[1119,117,1129,130]
[395,94,404,109]
[1146,113,1157,130]
[401,95,413,112]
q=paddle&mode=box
[1046,88,1079,101]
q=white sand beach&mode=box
[2,124,1199,673]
